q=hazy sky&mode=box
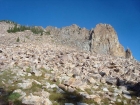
[0,0,140,60]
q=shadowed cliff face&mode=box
[91,24,125,57]
[46,23,125,57]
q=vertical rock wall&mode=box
[91,24,125,57]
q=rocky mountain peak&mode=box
[0,21,132,58]
[70,24,80,29]
[46,23,126,57]
[91,23,125,57]
[94,23,117,37]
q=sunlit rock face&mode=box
[91,24,125,57]
[46,23,125,57]
[0,21,131,58]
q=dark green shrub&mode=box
[40,31,43,36]
[0,20,17,24]
[30,26,44,34]
[7,24,44,35]
[46,31,50,35]
[8,92,21,102]
[16,37,20,42]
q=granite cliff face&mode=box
[90,24,125,57]
[46,23,125,57]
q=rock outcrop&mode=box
[46,23,125,57]
[46,24,91,51]
[0,21,127,58]
[91,24,125,57]
[125,48,133,59]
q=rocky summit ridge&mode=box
[0,20,139,105]
[46,23,130,58]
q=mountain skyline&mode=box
[0,0,140,60]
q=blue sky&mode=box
[0,0,140,61]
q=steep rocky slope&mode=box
[0,21,139,105]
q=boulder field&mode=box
[0,21,139,105]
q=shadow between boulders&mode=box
[49,89,97,105]
[49,90,83,104]
[58,91,83,104]
[0,87,10,105]
[0,88,21,105]
[117,78,140,97]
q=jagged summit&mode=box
[46,23,127,58]
[0,20,133,59]
[91,23,125,57]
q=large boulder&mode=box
[22,91,52,105]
